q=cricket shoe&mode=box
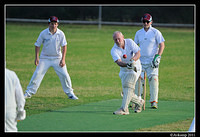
[113,107,129,115]
[151,102,158,109]
[24,92,31,99]
[134,99,145,113]
[68,94,78,100]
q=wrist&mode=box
[156,54,161,57]
[61,58,65,62]
[131,58,136,62]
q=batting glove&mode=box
[127,59,137,72]
[151,54,161,68]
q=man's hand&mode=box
[35,57,39,66]
[59,59,65,67]
[127,59,137,72]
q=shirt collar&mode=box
[48,28,59,35]
[143,25,152,32]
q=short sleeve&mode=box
[156,30,165,44]
[34,31,43,47]
[60,31,67,46]
[111,47,120,62]
[134,31,139,45]
[129,39,140,53]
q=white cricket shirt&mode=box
[134,26,165,64]
[111,39,141,72]
[5,69,25,112]
[35,28,67,59]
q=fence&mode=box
[6,18,194,28]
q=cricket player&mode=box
[134,13,165,109]
[5,68,26,132]
[111,31,145,115]
[24,16,78,100]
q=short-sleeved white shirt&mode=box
[134,26,165,64]
[111,39,141,72]
[35,28,67,59]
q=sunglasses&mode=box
[143,20,150,24]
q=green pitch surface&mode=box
[17,99,194,132]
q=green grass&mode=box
[136,118,194,132]
[6,23,195,131]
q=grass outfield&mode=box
[6,23,195,131]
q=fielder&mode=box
[134,13,165,109]
[111,31,145,115]
[24,16,78,100]
[5,68,26,132]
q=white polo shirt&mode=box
[134,26,165,64]
[111,39,141,72]
[35,28,67,59]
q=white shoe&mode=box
[113,107,129,115]
[68,94,78,100]
[24,92,31,99]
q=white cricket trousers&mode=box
[26,58,74,96]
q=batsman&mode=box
[111,31,145,115]
[134,13,165,109]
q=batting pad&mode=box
[130,94,143,106]
[120,71,137,88]
[121,88,133,110]
[149,75,159,103]
[120,71,141,110]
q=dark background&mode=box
[6,6,194,24]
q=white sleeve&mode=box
[130,39,140,53]
[34,31,43,47]
[156,30,165,44]
[134,32,139,45]
[111,48,120,62]
[61,32,67,46]
[15,76,25,112]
